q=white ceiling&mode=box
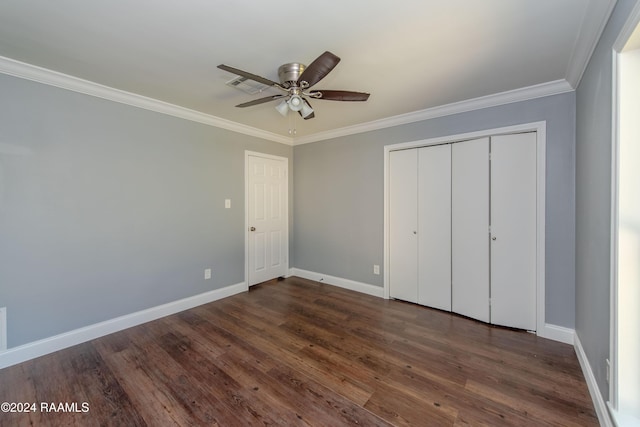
[0,0,615,142]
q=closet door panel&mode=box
[490,133,537,330]
[418,144,452,310]
[452,138,490,322]
[389,149,418,303]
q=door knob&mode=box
[492,236,497,241]
[250,226,256,231]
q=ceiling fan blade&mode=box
[310,90,370,101]
[298,51,340,88]
[236,94,286,108]
[217,64,281,88]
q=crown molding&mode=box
[0,55,293,146]
[0,55,575,147]
[566,0,617,88]
[613,0,640,51]
[292,79,574,145]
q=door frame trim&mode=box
[383,121,546,335]
[244,150,289,289]
[609,3,640,420]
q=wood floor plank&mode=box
[63,342,145,426]
[0,277,597,426]
[30,349,95,427]
[154,329,283,426]
[266,365,393,426]
[379,360,539,426]
[96,344,203,426]
[217,316,376,407]
[365,381,456,427]
[191,301,379,406]
[0,361,45,426]
[464,379,597,426]
[214,350,315,426]
[295,344,377,405]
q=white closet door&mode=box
[389,149,418,303]
[490,133,537,330]
[418,144,452,310]
[452,138,490,322]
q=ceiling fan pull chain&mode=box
[288,111,296,135]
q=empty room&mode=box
[0,1,638,425]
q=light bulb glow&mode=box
[288,95,304,112]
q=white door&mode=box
[389,149,418,303]
[418,144,452,311]
[452,137,490,323]
[247,153,288,286]
[490,133,537,330]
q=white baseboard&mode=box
[289,268,384,298]
[538,323,575,344]
[574,334,614,427]
[0,282,246,369]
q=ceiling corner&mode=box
[565,0,618,88]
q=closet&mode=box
[389,132,537,331]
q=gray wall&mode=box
[293,92,576,328]
[575,0,638,401]
[0,73,292,348]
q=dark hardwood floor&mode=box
[0,277,597,426]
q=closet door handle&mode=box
[492,236,497,241]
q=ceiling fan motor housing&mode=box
[278,63,306,87]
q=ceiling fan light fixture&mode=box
[300,102,314,119]
[275,99,289,116]
[288,95,304,112]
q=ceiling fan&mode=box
[218,51,370,120]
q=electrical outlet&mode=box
[225,199,231,209]
[204,269,212,280]
[373,264,380,275]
